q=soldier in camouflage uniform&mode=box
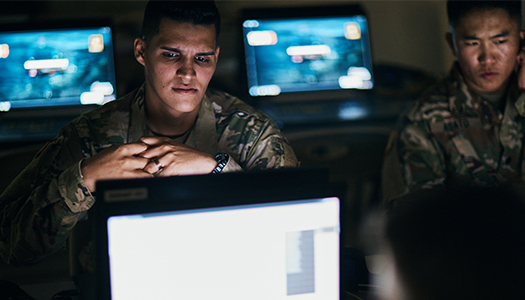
[0,0,298,267]
[382,0,525,204]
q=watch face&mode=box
[216,153,228,162]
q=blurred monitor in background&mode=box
[0,21,117,142]
[240,4,373,104]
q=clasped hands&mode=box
[81,136,217,192]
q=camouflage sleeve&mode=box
[218,113,299,171]
[0,126,93,266]
[222,155,243,173]
[381,114,446,205]
[213,91,299,171]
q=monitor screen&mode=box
[107,197,340,300]
[241,5,373,101]
[95,168,343,300]
[0,22,116,111]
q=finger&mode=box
[81,151,153,191]
[130,155,154,171]
[136,136,173,158]
[122,167,155,178]
[110,144,155,172]
[139,146,166,159]
[138,140,188,160]
[117,141,150,157]
[138,136,169,147]
[150,157,165,173]
[143,157,165,176]
[115,145,154,170]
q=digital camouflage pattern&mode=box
[0,85,298,266]
[382,62,525,204]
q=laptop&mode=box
[0,20,117,142]
[95,168,344,300]
[239,4,374,124]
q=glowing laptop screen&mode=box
[106,197,340,300]
[242,14,373,98]
[0,24,116,111]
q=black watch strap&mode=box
[212,153,229,174]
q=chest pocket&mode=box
[431,117,499,185]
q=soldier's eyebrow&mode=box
[160,46,215,57]
[462,35,480,40]
[160,46,181,53]
[490,31,510,39]
[462,31,510,40]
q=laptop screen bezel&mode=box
[95,167,346,300]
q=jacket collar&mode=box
[127,84,219,155]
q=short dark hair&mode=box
[447,0,522,29]
[141,0,221,43]
[385,186,525,300]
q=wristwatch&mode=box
[212,153,229,174]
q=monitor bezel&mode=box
[94,167,346,300]
[238,4,374,106]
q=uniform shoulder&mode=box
[206,88,270,120]
[404,78,454,121]
[76,88,135,122]
[63,89,135,141]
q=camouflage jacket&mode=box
[382,62,525,204]
[0,85,298,266]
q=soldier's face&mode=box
[134,18,219,116]
[446,8,521,94]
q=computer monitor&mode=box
[240,4,374,104]
[0,20,117,142]
[95,168,344,300]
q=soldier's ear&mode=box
[445,32,457,57]
[134,38,146,66]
